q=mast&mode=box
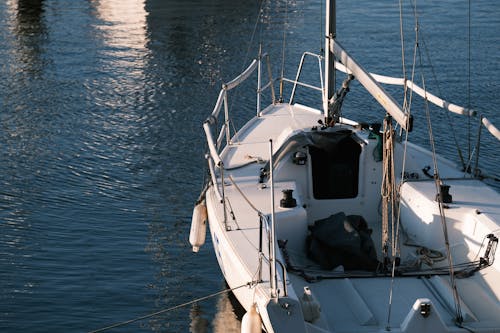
[323,0,411,131]
[323,0,336,120]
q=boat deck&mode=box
[288,266,500,332]
[207,102,500,332]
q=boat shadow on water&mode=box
[189,283,256,333]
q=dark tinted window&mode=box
[310,136,361,199]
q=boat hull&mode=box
[200,102,500,332]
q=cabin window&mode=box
[310,136,361,199]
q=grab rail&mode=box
[288,52,325,105]
[203,53,275,200]
[259,214,288,298]
[471,115,500,178]
[224,59,258,91]
[482,116,500,141]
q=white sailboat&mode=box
[191,1,500,332]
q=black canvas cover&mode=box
[308,212,379,271]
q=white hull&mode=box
[201,101,500,332]
[192,1,500,331]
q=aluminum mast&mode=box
[323,0,336,120]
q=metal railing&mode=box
[203,51,330,200]
[202,53,283,299]
[259,213,288,298]
[202,49,499,301]
[203,52,275,201]
[283,51,325,105]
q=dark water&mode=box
[0,0,498,332]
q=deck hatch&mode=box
[309,131,361,199]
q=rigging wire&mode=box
[467,0,472,167]
[407,5,485,324]
[398,0,409,112]
[320,0,324,53]
[227,0,267,145]
[417,35,465,327]
[279,0,289,102]
[409,0,468,171]
[387,1,412,328]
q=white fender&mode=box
[241,303,262,333]
[189,202,207,252]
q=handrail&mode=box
[276,259,288,297]
[203,120,222,167]
[370,73,476,117]
[210,89,226,121]
[335,56,500,142]
[269,139,277,300]
[283,78,322,93]
[259,212,288,298]
[284,51,484,121]
[258,252,288,297]
[472,115,500,178]
[337,66,475,117]
[482,116,500,141]
[227,175,285,299]
[207,157,222,202]
[289,52,324,105]
[204,53,275,209]
[224,59,258,91]
[333,57,478,117]
[333,41,411,131]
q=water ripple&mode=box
[0,0,498,332]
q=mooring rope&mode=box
[88,283,250,333]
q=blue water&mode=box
[0,0,498,332]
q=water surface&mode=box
[0,0,498,332]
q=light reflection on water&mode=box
[0,0,498,332]
[1,0,272,331]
